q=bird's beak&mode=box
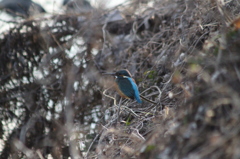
[102,72,115,76]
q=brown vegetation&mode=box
[0,0,240,158]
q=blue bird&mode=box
[104,69,142,103]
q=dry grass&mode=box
[0,0,240,158]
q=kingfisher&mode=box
[103,69,142,103]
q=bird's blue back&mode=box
[116,76,142,103]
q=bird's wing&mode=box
[116,78,135,99]
[126,77,142,103]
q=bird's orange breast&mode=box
[114,82,131,99]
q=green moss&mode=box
[144,145,156,152]
[144,70,157,79]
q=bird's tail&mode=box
[140,95,157,104]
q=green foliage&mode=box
[143,145,156,153]
[144,70,157,79]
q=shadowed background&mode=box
[0,0,240,158]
